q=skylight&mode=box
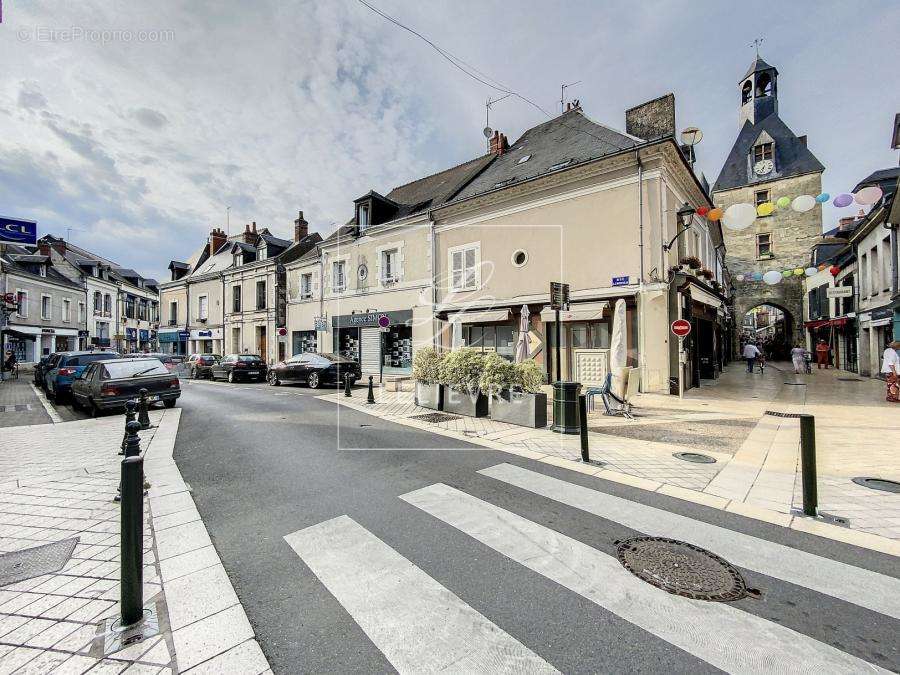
[548,159,573,172]
[517,154,532,164]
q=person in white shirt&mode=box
[790,344,807,374]
[742,342,761,373]
[882,340,900,403]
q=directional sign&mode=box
[671,319,692,338]
[0,216,37,245]
[549,282,570,311]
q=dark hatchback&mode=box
[33,354,55,387]
[187,354,220,379]
[71,358,180,416]
[268,352,361,389]
[210,354,267,383]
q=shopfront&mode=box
[4,326,78,360]
[190,328,222,355]
[292,330,318,355]
[158,329,188,355]
[540,301,617,385]
[332,310,413,378]
[859,306,894,376]
[2,329,34,362]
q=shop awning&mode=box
[539,301,609,322]
[450,309,510,324]
[0,328,36,341]
[686,284,723,309]
[804,317,850,329]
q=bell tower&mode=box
[739,57,779,127]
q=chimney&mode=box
[798,135,807,147]
[625,93,676,141]
[243,223,253,244]
[209,227,227,257]
[489,130,509,155]
[38,242,51,257]
[294,210,309,243]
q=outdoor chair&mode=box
[601,367,640,420]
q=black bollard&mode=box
[120,400,138,455]
[124,419,142,458]
[137,389,151,430]
[344,373,352,397]
[800,414,818,517]
[579,394,590,462]
[120,451,144,627]
[367,375,375,404]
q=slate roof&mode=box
[0,251,83,290]
[169,261,189,270]
[853,167,900,193]
[713,114,824,192]
[742,56,776,81]
[259,232,293,251]
[454,108,638,201]
[278,233,323,265]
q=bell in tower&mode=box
[739,57,778,127]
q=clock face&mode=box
[754,159,774,176]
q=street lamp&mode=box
[663,203,697,252]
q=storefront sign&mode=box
[190,328,221,340]
[178,330,190,340]
[671,319,692,337]
[314,317,327,331]
[826,286,853,298]
[78,330,89,337]
[40,328,55,334]
[333,309,412,329]
[612,276,630,287]
[549,282,569,311]
[0,216,37,245]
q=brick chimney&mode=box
[489,130,509,155]
[209,227,227,257]
[37,242,51,256]
[242,223,253,244]
[294,210,309,243]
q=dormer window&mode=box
[358,204,370,230]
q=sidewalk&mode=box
[0,377,56,428]
[0,410,270,673]
[322,361,900,554]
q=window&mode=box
[332,261,346,292]
[449,243,479,291]
[755,190,770,207]
[16,290,27,318]
[753,143,773,163]
[358,204,369,230]
[755,73,772,97]
[756,233,772,258]
[104,293,112,315]
[78,302,86,323]
[232,285,241,312]
[860,253,868,296]
[41,294,52,320]
[300,273,313,299]
[256,280,266,309]
[124,296,135,319]
[882,237,891,292]
[198,295,209,320]
[169,301,178,324]
[741,80,752,105]
[93,291,102,312]
[63,299,71,323]
[512,250,528,267]
[517,154,532,164]
[870,246,880,295]
[381,249,399,283]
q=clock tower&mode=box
[713,55,825,355]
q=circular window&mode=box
[357,264,368,280]
[511,250,528,267]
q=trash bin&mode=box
[551,381,582,434]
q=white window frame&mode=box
[447,242,481,292]
[63,299,71,323]
[16,289,28,318]
[332,260,347,292]
[41,294,52,320]
[358,204,370,230]
[78,301,86,323]
[198,294,209,320]
[300,272,313,299]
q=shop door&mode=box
[360,327,382,376]
[697,320,716,379]
[257,327,267,360]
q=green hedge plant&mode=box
[516,359,543,393]
[479,353,517,396]
[438,349,486,394]
[412,347,443,384]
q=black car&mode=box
[71,358,180,416]
[33,354,55,387]
[210,354,267,383]
[267,352,361,389]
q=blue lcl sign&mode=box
[612,275,630,287]
[0,217,37,245]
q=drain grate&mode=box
[852,477,900,493]
[673,452,717,464]
[409,412,461,424]
[837,377,864,382]
[615,536,751,602]
[0,404,33,413]
[764,410,802,418]
[0,538,78,587]
[782,382,807,386]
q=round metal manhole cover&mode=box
[851,477,900,493]
[615,537,750,602]
[673,452,717,464]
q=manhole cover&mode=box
[409,412,461,424]
[0,538,78,587]
[673,452,717,464]
[615,537,749,602]
[851,477,900,493]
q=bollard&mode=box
[124,419,142,458]
[367,375,375,404]
[120,400,138,455]
[120,452,144,627]
[800,414,818,517]
[344,373,352,397]
[137,389,151,430]
[578,394,590,462]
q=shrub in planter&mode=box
[699,268,714,280]
[440,349,488,417]
[486,357,548,428]
[413,347,444,410]
[681,255,702,270]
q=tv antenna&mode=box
[750,37,764,56]
[226,206,231,235]
[484,94,511,149]
[65,226,83,244]
[560,80,581,113]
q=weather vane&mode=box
[750,37,764,56]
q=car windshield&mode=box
[238,355,261,362]
[199,355,218,363]
[67,353,120,366]
[320,353,354,364]
[104,360,169,378]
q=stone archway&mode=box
[737,301,797,361]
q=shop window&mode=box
[449,243,479,291]
[41,295,52,320]
[756,233,772,258]
[256,280,266,309]
[463,324,517,361]
[300,273,313,299]
[292,330,317,355]
[382,326,412,372]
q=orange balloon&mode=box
[707,208,723,221]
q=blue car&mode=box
[45,351,121,402]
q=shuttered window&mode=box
[448,243,480,291]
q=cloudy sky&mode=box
[2,0,898,280]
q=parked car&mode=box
[186,353,221,379]
[268,353,361,389]
[124,352,179,372]
[44,351,121,402]
[210,354,267,383]
[71,357,180,416]
[33,353,55,387]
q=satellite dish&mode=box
[483,126,493,139]
[680,126,703,146]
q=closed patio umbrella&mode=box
[514,305,531,363]
[609,299,628,396]
[450,315,463,350]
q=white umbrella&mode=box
[514,305,531,363]
[450,315,463,350]
[609,299,627,396]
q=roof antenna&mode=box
[750,37,764,57]
[484,94,511,151]
[560,80,581,113]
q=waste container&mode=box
[551,381,582,434]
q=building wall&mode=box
[3,273,85,360]
[224,262,277,361]
[855,224,895,376]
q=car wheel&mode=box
[71,395,82,411]
[227,371,235,383]
[307,371,320,389]
[268,372,280,386]
[163,399,176,409]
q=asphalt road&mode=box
[173,380,900,674]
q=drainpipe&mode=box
[885,220,898,298]
[429,210,439,350]
[319,249,325,352]
[636,150,646,391]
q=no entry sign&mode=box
[671,319,691,338]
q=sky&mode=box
[2,0,899,281]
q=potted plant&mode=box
[483,355,548,428]
[682,255,702,270]
[699,267,714,280]
[439,349,488,417]
[413,347,443,410]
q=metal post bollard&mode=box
[137,389,151,430]
[344,373,352,397]
[800,414,818,517]
[120,400,137,455]
[578,394,590,462]
[120,428,144,627]
[367,376,375,404]
[124,419,142,458]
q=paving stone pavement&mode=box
[0,410,270,674]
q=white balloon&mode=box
[763,270,782,285]
[791,195,816,212]
[805,267,818,277]
[722,203,757,231]
[735,274,745,281]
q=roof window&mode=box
[548,159,573,172]
[517,154,532,164]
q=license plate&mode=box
[147,395,160,402]
[247,371,259,375]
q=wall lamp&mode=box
[662,203,697,252]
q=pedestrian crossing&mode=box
[284,463,897,674]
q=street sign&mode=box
[612,275,630,287]
[549,282,570,311]
[826,286,853,298]
[177,330,190,340]
[0,216,37,245]
[377,315,391,328]
[671,319,692,337]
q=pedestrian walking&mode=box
[743,342,761,373]
[790,344,807,374]
[2,350,16,381]
[882,340,900,403]
[815,339,830,369]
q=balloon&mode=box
[794,268,805,276]
[818,263,827,271]
[854,186,883,205]
[833,193,853,207]
[805,267,818,276]
[756,202,775,216]
[815,193,830,203]
[722,203,757,230]
[753,272,763,281]
[735,274,745,282]
[776,196,791,209]
[829,265,840,276]
[782,270,792,278]
[791,195,816,212]
[763,270,782,285]
[707,207,723,221]
[697,206,710,217]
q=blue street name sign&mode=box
[0,216,38,245]
[612,275,630,287]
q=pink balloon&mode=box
[833,193,853,208]
[854,186,883,205]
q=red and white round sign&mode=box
[671,319,691,338]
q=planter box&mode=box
[414,382,443,410]
[490,390,548,428]
[442,386,488,417]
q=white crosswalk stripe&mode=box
[284,515,559,674]
[401,483,889,674]
[478,463,900,621]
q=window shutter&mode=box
[464,247,477,289]
[397,247,404,280]
[312,272,319,298]
[451,250,463,290]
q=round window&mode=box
[357,264,368,280]
[511,250,528,267]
